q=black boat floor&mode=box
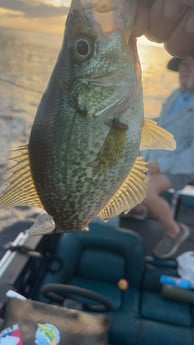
[120,204,194,259]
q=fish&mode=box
[0,0,176,233]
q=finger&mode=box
[146,0,189,43]
[164,9,194,57]
[134,0,154,36]
[174,0,194,5]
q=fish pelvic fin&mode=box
[98,156,148,220]
[95,119,128,172]
[140,118,176,151]
[28,212,55,236]
[0,145,43,208]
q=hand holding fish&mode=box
[135,0,194,58]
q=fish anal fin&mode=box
[140,118,176,151]
[98,156,148,220]
[0,145,43,208]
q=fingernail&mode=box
[186,12,194,33]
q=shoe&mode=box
[153,223,190,259]
[124,206,148,221]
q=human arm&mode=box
[134,0,194,57]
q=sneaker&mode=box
[153,223,190,259]
[124,206,148,221]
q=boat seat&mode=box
[36,222,194,345]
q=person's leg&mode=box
[143,174,180,236]
[143,173,189,258]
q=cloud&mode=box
[0,0,69,17]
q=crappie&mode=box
[0,0,175,233]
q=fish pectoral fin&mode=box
[28,212,55,236]
[0,145,43,208]
[95,121,127,172]
[140,118,176,151]
[98,156,148,220]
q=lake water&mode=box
[0,27,178,162]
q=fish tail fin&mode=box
[0,145,43,208]
[140,118,176,151]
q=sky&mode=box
[0,0,71,34]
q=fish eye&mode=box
[73,37,93,61]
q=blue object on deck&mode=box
[160,275,194,289]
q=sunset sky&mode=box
[0,0,71,34]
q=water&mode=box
[0,28,62,163]
[0,29,64,236]
[138,42,178,117]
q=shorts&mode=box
[165,173,194,190]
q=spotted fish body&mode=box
[0,0,175,233]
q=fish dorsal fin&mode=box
[0,145,43,208]
[98,156,148,220]
[140,118,176,151]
